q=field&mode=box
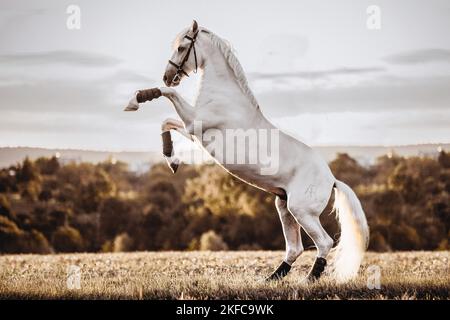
[0,251,448,300]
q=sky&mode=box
[0,0,449,152]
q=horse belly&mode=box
[215,162,288,195]
[196,128,297,193]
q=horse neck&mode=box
[195,48,256,114]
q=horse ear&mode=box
[191,20,198,33]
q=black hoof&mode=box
[266,261,291,281]
[306,257,327,282]
[169,161,179,174]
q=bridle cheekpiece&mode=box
[168,30,200,83]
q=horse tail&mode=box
[331,179,369,282]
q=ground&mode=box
[0,251,448,300]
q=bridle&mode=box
[168,30,200,84]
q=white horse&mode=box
[125,21,369,282]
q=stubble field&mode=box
[0,251,448,300]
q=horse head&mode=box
[163,20,208,87]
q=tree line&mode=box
[0,151,448,254]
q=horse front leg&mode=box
[124,88,162,111]
[125,87,195,126]
[159,87,195,125]
[161,118,193,173]
[124,87,196,173]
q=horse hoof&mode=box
[124,95,139,111]
[265,261,291,281]
[306,257,327,282]
[168,158,180,174]
[124,103,139,111]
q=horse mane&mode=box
[174,27,259,109]
[202,29,259,108]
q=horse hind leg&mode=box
[287,196,334,282]
[267,196,304,281]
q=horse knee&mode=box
[161,120,170,131]
[162,118,178,131]
[159,87,176,97]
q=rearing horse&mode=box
[125,21,369,282]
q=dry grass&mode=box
[0,251,448,300]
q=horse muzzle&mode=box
[163,70,181,87]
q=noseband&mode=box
[168,30,199,83]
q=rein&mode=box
[168,30,200,83]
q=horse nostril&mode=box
[163,75,168,82]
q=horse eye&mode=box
[177,46,185,53]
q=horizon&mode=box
[1,143,446,171]
[0,141,449,154]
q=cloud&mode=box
[248,67,385,81]
[255,75,450,117]
[0,7,46,29]
[0,111,163,151]
[0,68,170,151]
[108,69,156,84]
[374,110,450,130]
[0,50,122,67]
[384,49,450,65]
[273,109,450,147]
[0,68,162,118]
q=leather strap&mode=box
[136,88,161,103]
[161,131,173,157]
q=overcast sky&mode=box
[0,0,449,151]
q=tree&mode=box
[21,181,42,201]
[113,233,134,252]
[438,150,450,169]
[0,168,18,193]
[36,156,60,175]
[0,216,23,253]
[372,189,404,221]
[369,231,391,252]
[388,163,421,204]
[16,157,40,183]
[200,230,228,251]
[0,216,51,253]
[0,151,448,254]
[0,194,14,220]
[135,206,164,250]
[183,165,283,250]
[20,230,52,254]
[52,226,84,252]
[389,224,421,250]
[80,169,115,212]
[329,153,368,188]
[99,197,135,241]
